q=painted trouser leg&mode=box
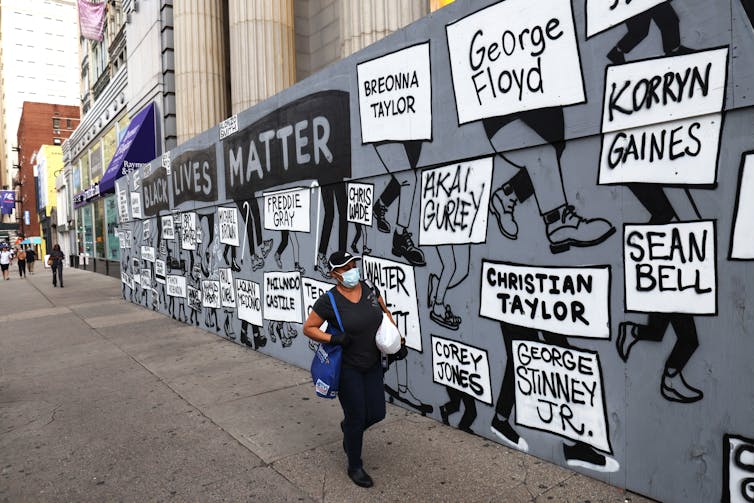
[608,2,687,63]
[429,244,469,330]
[439,387,477,433]
[338,364,386,470]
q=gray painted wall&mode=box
[116,1,754,501]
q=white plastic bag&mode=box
[375,313,401,354]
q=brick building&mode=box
[15,102,79,239]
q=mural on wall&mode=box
[116,1,754,501]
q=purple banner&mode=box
[78,0,106,42]
[1,190,15,215]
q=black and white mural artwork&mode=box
[117,1,754,501]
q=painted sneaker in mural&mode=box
[661,368,704,403]
[260,239,273,258]
[490,416,529,452]
[314,253,331,279]
[373,200,391,233]
[294,262,306,274]
[544,205,615,254]
[616,322,640,361]
[250,253,264,271]
[392,228,426,266]
[430,302,461,331]
[489,188,519,240]
[563,442,619,473]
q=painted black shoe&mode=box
[607,46,625,64]
[391,229,425,266]
[439,405,450,425]
[373,200,391,233]
[347,467,373,488]
[661,369,703,404]
[490,416,529,452]
[230,258,241,272]
[563,442,619,473]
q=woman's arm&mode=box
[303,310,335,344]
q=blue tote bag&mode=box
[310,290,345,399]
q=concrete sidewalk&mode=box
[0,268,651,502]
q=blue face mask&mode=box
[338,268,360,288]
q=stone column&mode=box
[340,0,428,57]
[228,0,296,113]
[173,0,228,144]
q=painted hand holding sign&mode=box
[420,157,493,245]
[513,340,611,453]
[445,0,585,124]
[599,48,728,185]
[357,42,432,143]
[480,261,611,339]
[362,255,422,351]
[624,221,717,314]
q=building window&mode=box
[52,118,60,129]
[80,205,94,256]
[66,119,72,129]
[93,198,105,258]
[105,195,119,260]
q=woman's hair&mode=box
[53,244,61,251]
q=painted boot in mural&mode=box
[563,442,619,473]
[616,322,640,361]
[392,228,426,266]
[294,262,306,274]
[280,322,297,348]
[230,258,241,272]
[661,367,703,403]
[489,187,519,240]
[491,416,529,452]
[544,205,615,254]
[373,199,391,233]
[430,302,461,331]
[606,46,626,64]
[250,253,264,271]
[223,313,234,339]
[274,252,283,269]
[260,239,273,258]
[315,253,331,279]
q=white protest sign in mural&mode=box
[420,157,493,245]
[347,183,373,226]
[121,271,134,290]
[357,42,432,143]
[236,278,263,327]
[302,276,333,331]
[263,187,310,232]
[263,271,302,323]
[431,335,492,405]
[724,434,754,503]
[140,245,155,263]
[513,340,611,453]
[219,268,236,308]
[166,275,187,298]
[624,221,717,314]
[141,268,152,291]
[362,255,422,351]
[599,48,728,185]
[154,259,166,284]
[730,153,754,259]
[180,212,197,250]
[446,0,585,124]
[480,261,611,339]
[142,220,151,242]
[161,215,175,240]
[117,185,129,221]
[130,191,143,219]
[585,0,666,38]
[218,207,240,246]
[201,280,221,309]
[187,286,201,311]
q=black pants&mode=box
[52,263,63,286]
[18,259,26,277]
[617,2,681,54]
[338,363,386,470]
[319,182,348,255]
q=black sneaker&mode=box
[563,443,619,473]
[391,229,425,266]
[347,467,373,488]
[490,416,529,452]
[373,200,391,233]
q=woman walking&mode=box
[49,244,64,287]
[0,244,12,280]
[303,251,396,488]
[16,246,26,278]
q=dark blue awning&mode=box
[99,102,157,194]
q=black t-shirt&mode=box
[313,281,383,369]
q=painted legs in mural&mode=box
[493,322,619,472]
[427,244,470,330]
[607,2,692,64]
[384,356,434,416]
[232,198,272,272]
[239,320,267,349]
[485,108,615,253]
[372,141,426,266]
[351,223,371,255]
[439,386,477,434]
[274,230,305,273]
[315,182,349,278]
[617,184,704,403]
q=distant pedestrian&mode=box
[0,245,12,280]
[16,246,26,278]
[303,251,397,488]
[25,247,36,274]
[49,244,64,288]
